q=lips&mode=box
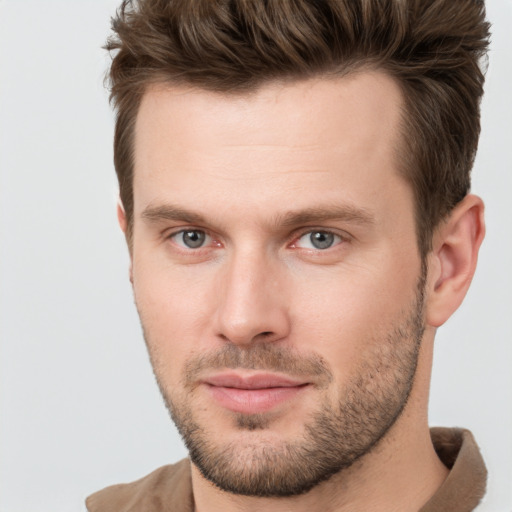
[203,372,309,414]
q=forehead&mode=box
[134,71,404,160]
[132,72,410,229]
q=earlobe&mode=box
[426,194,485,327]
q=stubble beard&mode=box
[142,272,426,498]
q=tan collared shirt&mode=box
[86,427,487,512]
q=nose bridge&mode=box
[214,245,289,345]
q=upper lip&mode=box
[203,372,308,389]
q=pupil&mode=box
[183,230,205,248]
[310,231,334,249]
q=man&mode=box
[86,1,490,510]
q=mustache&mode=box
[183,343,333,388]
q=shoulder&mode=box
[85,459,193,512]
[420,427,487,512]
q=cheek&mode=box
[132,236,422,390]
[289,260,420,367]
[132,260,219,383]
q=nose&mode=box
[213,249,291,346]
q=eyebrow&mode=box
[141,203,374,228]
[276,205,375,228]
[142,205,207,225]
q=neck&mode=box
[191,332,448,512]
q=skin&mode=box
[120,71,485,512]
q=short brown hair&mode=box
[105,0,490,256]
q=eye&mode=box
[295,230,343,250]
[171,229,210,249]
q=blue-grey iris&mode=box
[310,231,334,249]
[182,230,205,248]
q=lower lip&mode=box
[207,385,307,414]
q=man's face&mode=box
[130,72,426,496]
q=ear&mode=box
[425,194,485,327]
[117,198,133,283]
[117,198,127,233]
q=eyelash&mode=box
[166,227,348,253]
[292,230,346,251]
[167,229,217,250]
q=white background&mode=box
[0,1,510,511]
